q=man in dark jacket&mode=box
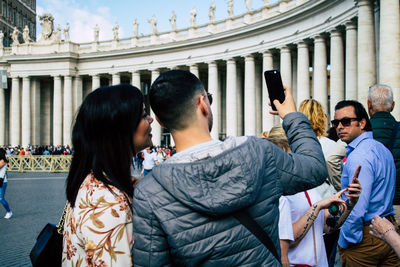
[368,84,400,221]
[132,70,327,266]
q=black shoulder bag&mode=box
[30,202,68,267]
[233,210,281,264]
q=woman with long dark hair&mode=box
[62,84,153,266]
[0,148,12,219]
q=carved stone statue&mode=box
[11,27,20,45]
[148,15,157,35]
[0,30,4,48]
[227,0,234,18]
[55,25,62,42]
[112,22,119,41]
[190,7,197,28]
[209,0,216,23]
[23,25,31,43]
[94,24,99,42]
[64,23,70,42]
[245,0,252,12]
[39,13,55,41]
[170,11,177,32]
[133,19,139,37]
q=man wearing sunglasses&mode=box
[131,70,328,266]
[333,100,398,266]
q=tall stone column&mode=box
[297,41,310,105]
[244,55,256,136]
[112,73,120,85]
[345,21,358,100]
[151,69,162,146]
[63,76,73,146]
[0,87,5,146]
[21,77,31,147]
[330,29,345,118]
[313,35,328,112]
[262,51,274,131]
[31,79,41,146]
[379,0,400,118]
[208,61,219,139]
[357,0,376,105]
[73,76,83,114]
[280,46,292,89]
[10,77,20,146]
[226,58,238,137]
[131,70,141,89]
[190,64,199,78]
[53,75,63,146]
[255,61,263,136]
[92,74,100,91]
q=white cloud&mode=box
[36,1,125,43]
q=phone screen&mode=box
[264,70,285,111]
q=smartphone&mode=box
[352,165,362,182]
[264,70,285,111]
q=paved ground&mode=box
[0,172,67,267]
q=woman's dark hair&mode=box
[0,148,8,163]
[66,84,143,207]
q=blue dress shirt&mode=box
[338,132,396,249]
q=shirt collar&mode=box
[345,131,372,155]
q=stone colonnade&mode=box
[0,0,399,147]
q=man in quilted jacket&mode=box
[132,70,327,266]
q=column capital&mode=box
[53,75,62,80]
[279,46,290,53]
[244,54,255,61]
[357,0,374,8]
[64,75,72,79]
[21,76,30,80]
[329,28,342,37]
[189,63,199,68]
[313,34,325,43]
[296,40,308,48]
[130,69,141,74]
[345,20,357,30]
[262,50,273,56]
[226,58,236,64]
[207,60,217,66]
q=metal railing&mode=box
[8,155,72,172]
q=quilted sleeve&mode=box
[132,186,172,267]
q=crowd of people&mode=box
[0,145,73,156]
[1,69,400,266]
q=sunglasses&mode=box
[331,117,359,128]
[206,92,213,105]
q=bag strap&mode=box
[304,191,318,267]
[389,121,399,152]
[56,202,69,234]
[233,210,281,264]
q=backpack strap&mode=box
[233,210,281,264]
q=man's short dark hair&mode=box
[149,70,205,131]
[334,100,372,131]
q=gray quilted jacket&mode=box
[133,113,327,266]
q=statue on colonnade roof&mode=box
[170,11,177,32]
[245,0,252,12]
[23,25,31,43]
[11,27,20,45]
[148,15,158,35]
[39,13,55,41]
[227,0,234,18]
[190,7,197,28]
[209,0,216,23]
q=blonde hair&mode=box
[298,99,327,138]
[268,126,287,139]
[267,137,290,152]
[260,131,269,139]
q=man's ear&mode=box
[155,115,167,128]
[359,117,367,130]
[199,94,209,116]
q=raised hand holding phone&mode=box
[264,70,296,119]
[344,165,362,206]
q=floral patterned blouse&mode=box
[62,173,133,267]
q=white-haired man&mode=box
[368,84,400,222]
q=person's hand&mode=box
[269,86,297,119]
[344,177,362,206]
[316,188,347,210]
[370,215,396,240]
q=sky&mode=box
[36,0,274,43]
